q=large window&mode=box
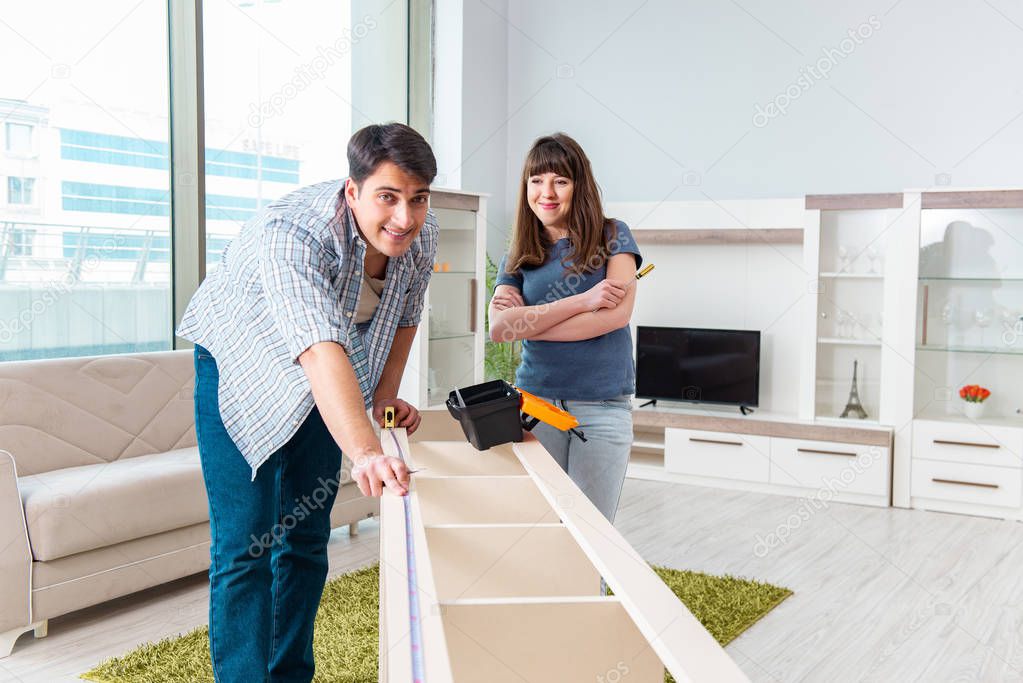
[0,0,411,361]
[0,1,171,361]
[202,0,410,272]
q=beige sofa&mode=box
[0,350,379,658]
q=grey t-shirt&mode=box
[495,220,642,400]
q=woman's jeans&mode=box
[193,344,343,683]
[529,395,633,523]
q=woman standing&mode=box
[489,132,642,522]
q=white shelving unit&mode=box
[907,189,1023,519]
[800,194,918,431]
[399,189,487,410]
[615,191,1023,515]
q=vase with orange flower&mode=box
[960,384,991,420]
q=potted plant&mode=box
[959,384,991,420]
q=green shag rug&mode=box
[81,564,790,683]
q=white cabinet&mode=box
[910,418,1023,519]
[399,190,487,409]
[770,436,888,497]
[905,190,1023,519]
[913,419,1023,468]
[652,419,892,507]
[801,195,918,430]
[911,460,1022,512]
[664,428,770,483]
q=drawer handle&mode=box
[931,477,1000,490]
[933,439,1000,450]
[689,437,743,447]
[797,447,857,458]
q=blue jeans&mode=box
[529,395,633,523]
[193,344,343,683]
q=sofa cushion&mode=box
[19,448,208,561]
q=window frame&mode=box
[169,0,428,350]
[7,176,36,206]
[4,121,35,157]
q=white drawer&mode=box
[770,437,889,496]
[664,428,770,483]
[913,419,1023,468]
[911,459,1022,509]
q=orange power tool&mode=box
[515,385,587,442]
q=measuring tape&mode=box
[384,406,426,682]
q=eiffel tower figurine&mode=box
[840,359,868,419]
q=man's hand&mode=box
[351,453,410,497]
[373,397,421,434]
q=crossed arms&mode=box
[488,253,638,343]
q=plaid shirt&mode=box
[176,179,437,479]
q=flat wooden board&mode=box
[513,435,751,682]
[441,599,664,682]
[805,193,904,210]
[633,228,803,245]
[921,189,1023,209]
[631,409,892,447]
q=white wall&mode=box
[497,0,1023,241]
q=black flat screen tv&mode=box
[635,326,760,408]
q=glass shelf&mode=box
[819,272,884,279]
[429,332,475,342]
[917,344,1023,356]
[819,337,882,347]
[431,270,475,275]
[920,277,1023,283]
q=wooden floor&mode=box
[4,478,1023,682]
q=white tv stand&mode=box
[628,402,894,508]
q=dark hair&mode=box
[507,132,615,276]
[347,123,437,186]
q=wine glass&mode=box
[1000,307,1017,327]
[867,245,880,274]
[837,245,851,273]
[941,301,958,329]
[837,309,852,338]
[847,310,863,339]
[975,308,993,346]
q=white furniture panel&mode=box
[913,419,1023,469]
[910,459,1022,511]
[379,425,751,682]
[398,189,487,409]
[664,428,770,483]
[770,436,889,496]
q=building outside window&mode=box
[5,122,33,155]
[7,177,35,205]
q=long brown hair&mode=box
[505,133,616,276]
